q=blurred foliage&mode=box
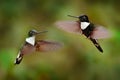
[0,0,120,80]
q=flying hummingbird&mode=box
[14,29,62,65]
[55,14,111,53]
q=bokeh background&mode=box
[0,0,120,80]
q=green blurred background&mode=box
[0,0,120,80]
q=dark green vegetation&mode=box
[0,0,120,80]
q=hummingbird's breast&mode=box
[81,23,94,37]
[25,36,35,46]
[81,22,90,30]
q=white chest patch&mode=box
[81,22,90,30]
[26,36,35,46]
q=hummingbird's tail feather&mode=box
[14,52,23,65]
[90,38,103,53]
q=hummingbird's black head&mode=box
[28,29,48,37]
[79,15,89,22]
[28,29,38,37]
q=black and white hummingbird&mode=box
[55,14,111,53]
[14,29,62,65]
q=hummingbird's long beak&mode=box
[36,30,48,35]
[68,15,79,18]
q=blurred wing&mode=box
[20,43,35,55]
[35,40,63,52]
[91,25,111,39]
[55,21,82,34]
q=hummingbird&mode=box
[14,29,62,65]
[55,14,111,53]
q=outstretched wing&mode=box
[91,25,111,39]
[55,21,82,34]
[35,40,63,52]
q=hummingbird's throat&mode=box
[25,36,35,45]
[81,22,90,30]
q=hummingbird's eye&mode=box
[28,29,38,36]
[28,30,34,36]
[28,31,33,36]
[79,15,89,22]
